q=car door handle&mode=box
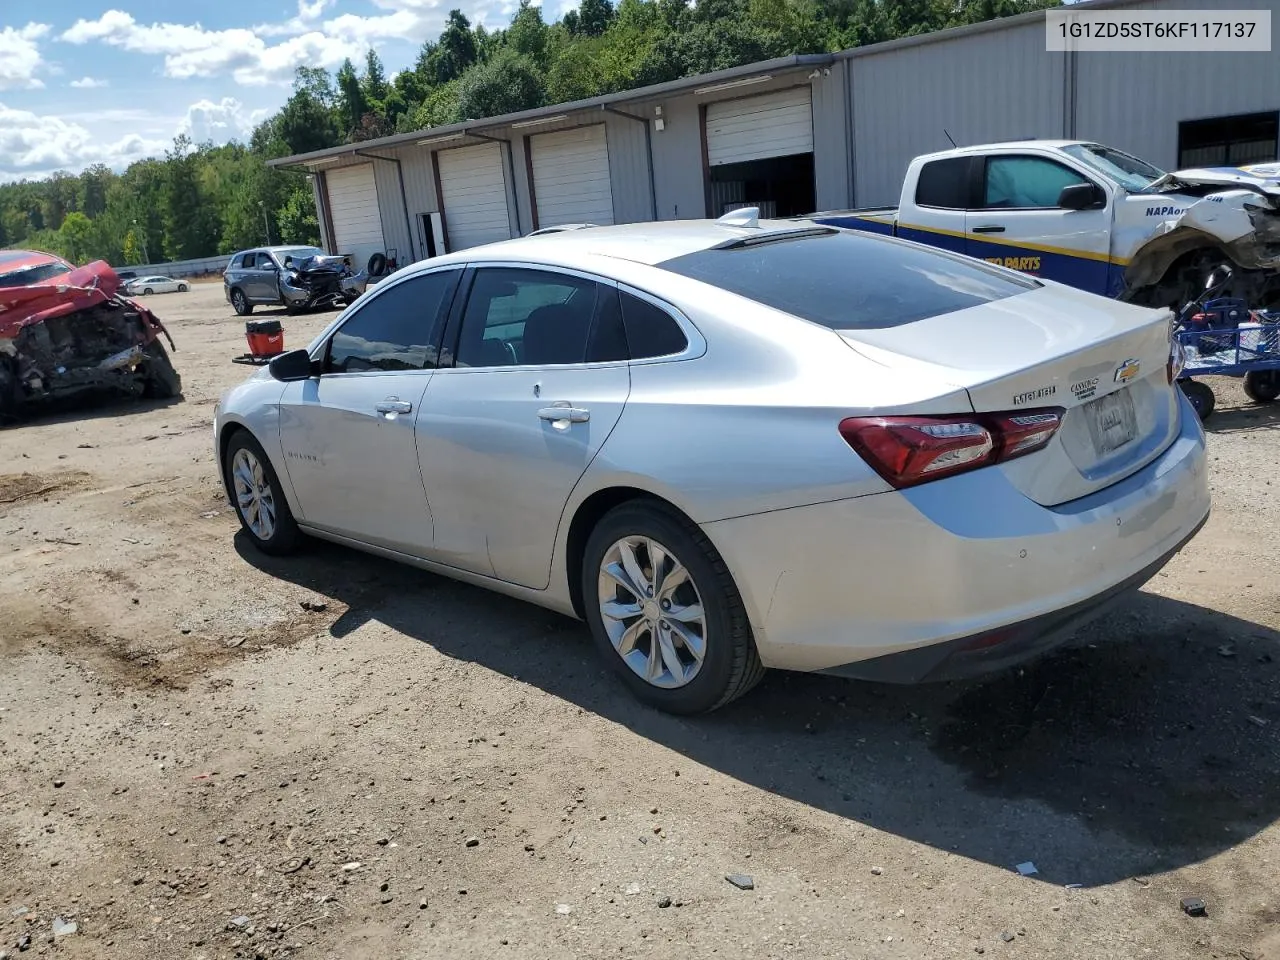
[376,398,413,414]
[971,225,1006,233]
[538,402,590,423]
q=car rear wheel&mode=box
[231,289,253,316]
[225,432,299,555]
[582,500,764,714]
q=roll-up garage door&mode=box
[437,142,512,251]
[705,86,814,166]
[530,125,615,228]
[325,164,384,271]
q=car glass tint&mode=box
[586,288,630,363]
[914,157,971,209]
[0,263,72,287]
[327,271,455,372]
[656,230,1036,330]
[455,268,599,367]
[620,291,687,358]
[984,156,1088,208]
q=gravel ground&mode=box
[1,281,1278,960]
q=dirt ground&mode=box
[2,281,1278,960]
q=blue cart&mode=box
[1175,301,1280,420]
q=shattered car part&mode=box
[1121,168,1280,311]
[0,253,180,422]
[280,253,369,312]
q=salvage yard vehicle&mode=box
[0,251,180,421]
[809,140,1280,312]
[214,211,1210,715]
[123,275,188,295]
[223,245,368,317]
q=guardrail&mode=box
[112,255,232,279]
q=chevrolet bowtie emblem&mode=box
[1114,359,1141,383]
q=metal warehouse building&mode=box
[270,0,1279,271]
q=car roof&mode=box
[0,249,68,270]
[420,218,831,270]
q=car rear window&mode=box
[655,229,1037,330]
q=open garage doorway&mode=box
[703,86,816,219]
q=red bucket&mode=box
[245,319,284,357]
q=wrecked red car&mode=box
[0,250,180,422]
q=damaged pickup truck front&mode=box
[0,251,180,423]
[809,140,1280,311]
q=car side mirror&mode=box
[268,348,318,382]
[1058,182,1105,210]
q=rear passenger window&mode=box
[326,270,457,372]
[915,157,972,209]
[619,291,687,359]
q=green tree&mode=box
[161,135,218,260]
[58,212,94,262]
[277,184,321,246]
[362,49,390,106]
[508,0,550,64]
[579,0,616,35]
[277,67,340,155]
[336,58,368,139]
[430,10,479,83]
[455,49,546,119]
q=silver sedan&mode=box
[125,275,188,295]
[213,212,1210,714]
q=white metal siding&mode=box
[531,125,615,228]
[326,164,383,270]
[437,142,512,251]
[706,87,814,166]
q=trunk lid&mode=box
[836,285,1180,506]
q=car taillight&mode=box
[838,408,1063,489]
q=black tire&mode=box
[1242,370,1280,404]
[223,430,300,556]
[141,340,182,399]
[178,283,189,293]
[367,252,387,277]
[231,288,253,316]
[143,287,154,296]
[1180,379,1216,421]
[581,499,764,715]
[0,356,21,424]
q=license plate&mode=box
[1084,387,1138,456]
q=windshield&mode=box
[280,247,325,262]
[1061,143,1166,193]
[0,261,73,287]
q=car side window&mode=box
[454,268,601,368]
[915,157,972,209]
[237,253,256,269]
[326,270,458,373]
[619,290,687,359]
[983,156,1090,209]
[255,253,276,269]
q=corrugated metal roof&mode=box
[268,54,833,168]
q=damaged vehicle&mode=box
[0,250,180,422]
[223,245,368,317]
[807,140,1280,312]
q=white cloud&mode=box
[0,102,167,181]
[58,6,451,86]
[0,23,50,91]
[60,9,371,85]
[69,76,108,89]
[177,97,262,143]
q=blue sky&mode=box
[0,0,563,183]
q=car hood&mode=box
[0,260,123,338]
[1149,166,1280,205]
[291,255,351,274]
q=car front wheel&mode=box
[582,500,764,714]
[225,431,300,555]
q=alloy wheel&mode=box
[231,447,277,541]
[596,535,707,689]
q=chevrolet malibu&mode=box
[213,213,1210,715]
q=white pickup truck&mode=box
[809,140,1280,310]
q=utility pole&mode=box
[259,201,271,245]
[132,218,150,264]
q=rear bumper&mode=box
[704,391,1211,677]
